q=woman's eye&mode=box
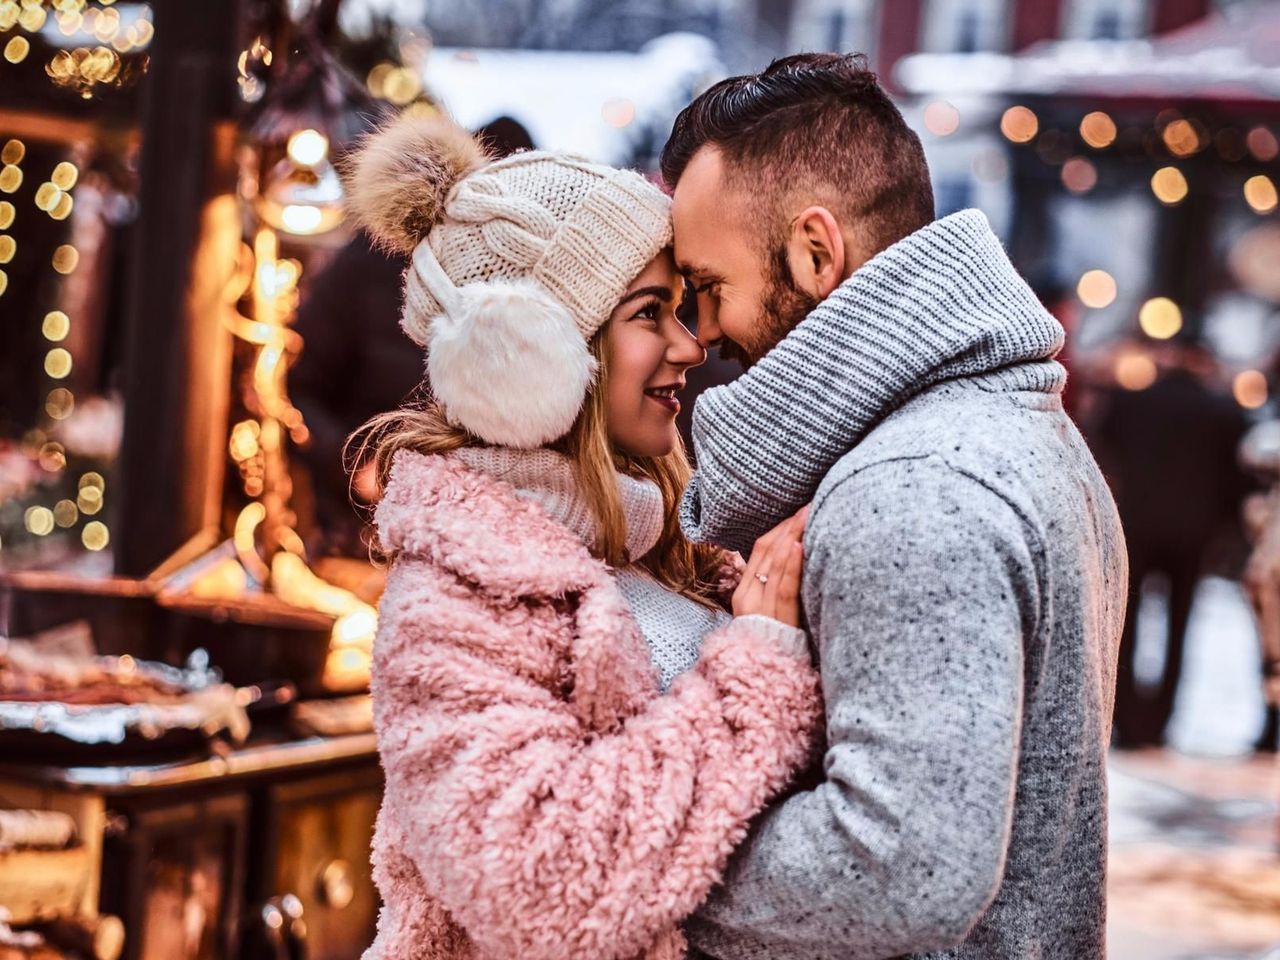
[633,300,661,322]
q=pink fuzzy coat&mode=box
[365,450,822,960]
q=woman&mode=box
[344,114,821,960]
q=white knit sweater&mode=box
[453,446,732,690]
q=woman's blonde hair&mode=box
[346,326,729,606]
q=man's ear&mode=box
[785,206,846,299]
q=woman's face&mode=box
[605,249,706,458]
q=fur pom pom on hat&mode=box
[344,113,672,449]
[342,113,491,255]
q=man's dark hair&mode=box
[661,53,934,259]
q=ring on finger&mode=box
[754,573,769,585]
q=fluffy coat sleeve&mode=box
[372,551,821,960]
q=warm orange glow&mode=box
[1080,112,1117,149]
[1001,106,1038,143]
[52,244,79,274]
[1234,370,1268,409]
[1077,270,1117,309]
[1244,175,1278,215]
[1162,118,1204,158]
[1138,297,1183,340]
[1151,167,1188,205]
[1115,351,1157,391]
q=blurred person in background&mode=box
[1239,412,1280,752]
[1086,339,1253,750]
[292,116,535,556]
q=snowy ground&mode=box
[1109,577,1280,959]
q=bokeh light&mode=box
[0,235,13,263]
[51,161,78,190]
[923,100,960,137]
[602,98,637,129]
[24,507,55,537]
[45,387,74,420]
[1000,106,1038,143]
[4,35,29,63]
[1077,270,1117,309]
[1115,351,1158,391]
[42,310,70,341]
[0,201,13,229]
[0,165,23,193]
[1234,370,1268,410]
[53,500,78,528]
[1247,126,1279,162]
[1244,175,1278,215]
[52,244,79,274]
[1062,157,1098,193]
[1162,118,1205,158]
[0,140,23,165]
[1080,111,1117,149]
[44,348,73,378]
[1151,166,1188,205]
[82,521,110,551]
[1138,297,1183,340]
[286,129,328,167]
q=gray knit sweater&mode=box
[681,210,1127,959]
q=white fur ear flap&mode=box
[427,279,597,448]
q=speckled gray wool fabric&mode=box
[681,210,1128,959]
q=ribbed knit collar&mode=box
[680,209,1067,554]
[453,446,665,561]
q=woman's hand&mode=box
[733,506,809,626]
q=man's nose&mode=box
[695,313,722,351]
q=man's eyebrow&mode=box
[677,262,722,285]
[617,285,674,307]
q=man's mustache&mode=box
[717,338,753,370]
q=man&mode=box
[662,53,1127,958]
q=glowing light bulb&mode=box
[286,129,329,167]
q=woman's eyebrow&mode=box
[617,285,674,307]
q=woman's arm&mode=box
[374,558,820,960]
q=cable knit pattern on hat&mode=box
[401,153,672,346]
[364,450,822,960]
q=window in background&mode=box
[1061,0,1152,41]
[922,0,1010,53]
[787,0,876,55]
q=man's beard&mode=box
[720,250,819,370]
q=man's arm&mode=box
[687,454,1041,959]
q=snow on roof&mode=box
[421,33,724,164]
[896,6,1280,105]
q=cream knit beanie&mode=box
[343,113,672,448]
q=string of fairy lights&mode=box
[922,95,1280,407]
[0,0,155,559]
[0,135,108,555]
